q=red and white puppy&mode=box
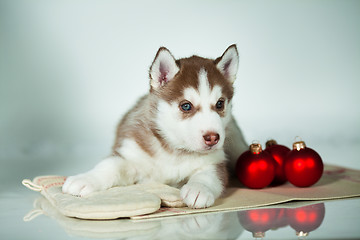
[62,45,248,208]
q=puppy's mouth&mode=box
[204,145,216,151]
[200,143,222,153]
[177,144,220,154]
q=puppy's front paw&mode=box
[62,173,102,197]
[180,183,215,209]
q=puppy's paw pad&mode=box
[62,174,100,197]
[180,183,215,209]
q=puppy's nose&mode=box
[203,132,220,147]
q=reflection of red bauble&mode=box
[265,140,291,185]
[272,208,288,229]
[238,208,279,238]
[287,203,325,236]
[236,143,276,189]
[284,141,324,187]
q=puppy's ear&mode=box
[215,44,239,83]
[149,47,179,90]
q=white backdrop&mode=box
[1,0,359,185]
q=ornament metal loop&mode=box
[253,232,265,238]
[293,141,306,151]
[265,139,278,148]
[250,142,263,154]
[296,231,309,237]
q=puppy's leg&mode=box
[180,164,225,209]
[62,155,136,196]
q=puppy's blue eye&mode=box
[180,102,192,112]
[216,99,225,110]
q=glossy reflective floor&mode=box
[1,186,359,239]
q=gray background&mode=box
[1,0,359,189]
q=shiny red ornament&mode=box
[238,208,279,238]
[265,140,291,185]
[284,140,324,187]
[287,203,325,237]
[236,143,276,189]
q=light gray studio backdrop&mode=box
[1,0,359,190]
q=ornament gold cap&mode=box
[296,231,309,237]
[253,232,265,238]
[250,143,263,154]
[265,139,278,148]
[293,141,306,151]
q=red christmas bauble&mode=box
[236,143,276,189]
[284,141,324,187]
[265,140,291,185]
[238,208,279,238]
[287,203,325,237]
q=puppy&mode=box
[62,45,248,208]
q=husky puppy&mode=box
[62,45,248,208]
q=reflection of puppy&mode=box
[62,45,247,208]
[25,197,159,238]
[26,198,243,239]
